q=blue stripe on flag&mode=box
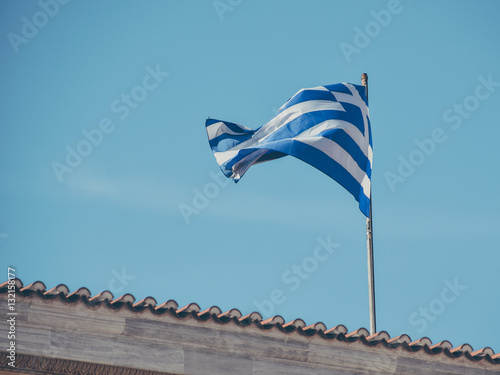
[321,129,372,179]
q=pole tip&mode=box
[361,73,368,86]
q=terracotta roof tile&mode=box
[176,302,200,315]
[218,308,242,320]
[410,337,433,348]
[240,311,262,324]
[45,284,70,296]
[387,334,412,345]
[111,293,136,306]
[155,299,178,312]
[324,324,348,335]
[303,322,327,334]
[21,280,45,293]
[1,279,498,366]
[260,315,285,327]
[89,290,114,304]
[67,287,91,300]
[430,340,453,352]
[134,296,157,309]
[283,318,306,329]
[346,327,370,339]
[450,343,474,355]
[199,306,222,318]
[367,331,391,343]
[472,347,495,358]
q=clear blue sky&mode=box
[1,0,499,353]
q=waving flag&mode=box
[205,83,372,217]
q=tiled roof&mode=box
[2,278,499,366]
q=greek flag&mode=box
[205,83,372,217]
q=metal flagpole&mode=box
[362,73,376,335]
